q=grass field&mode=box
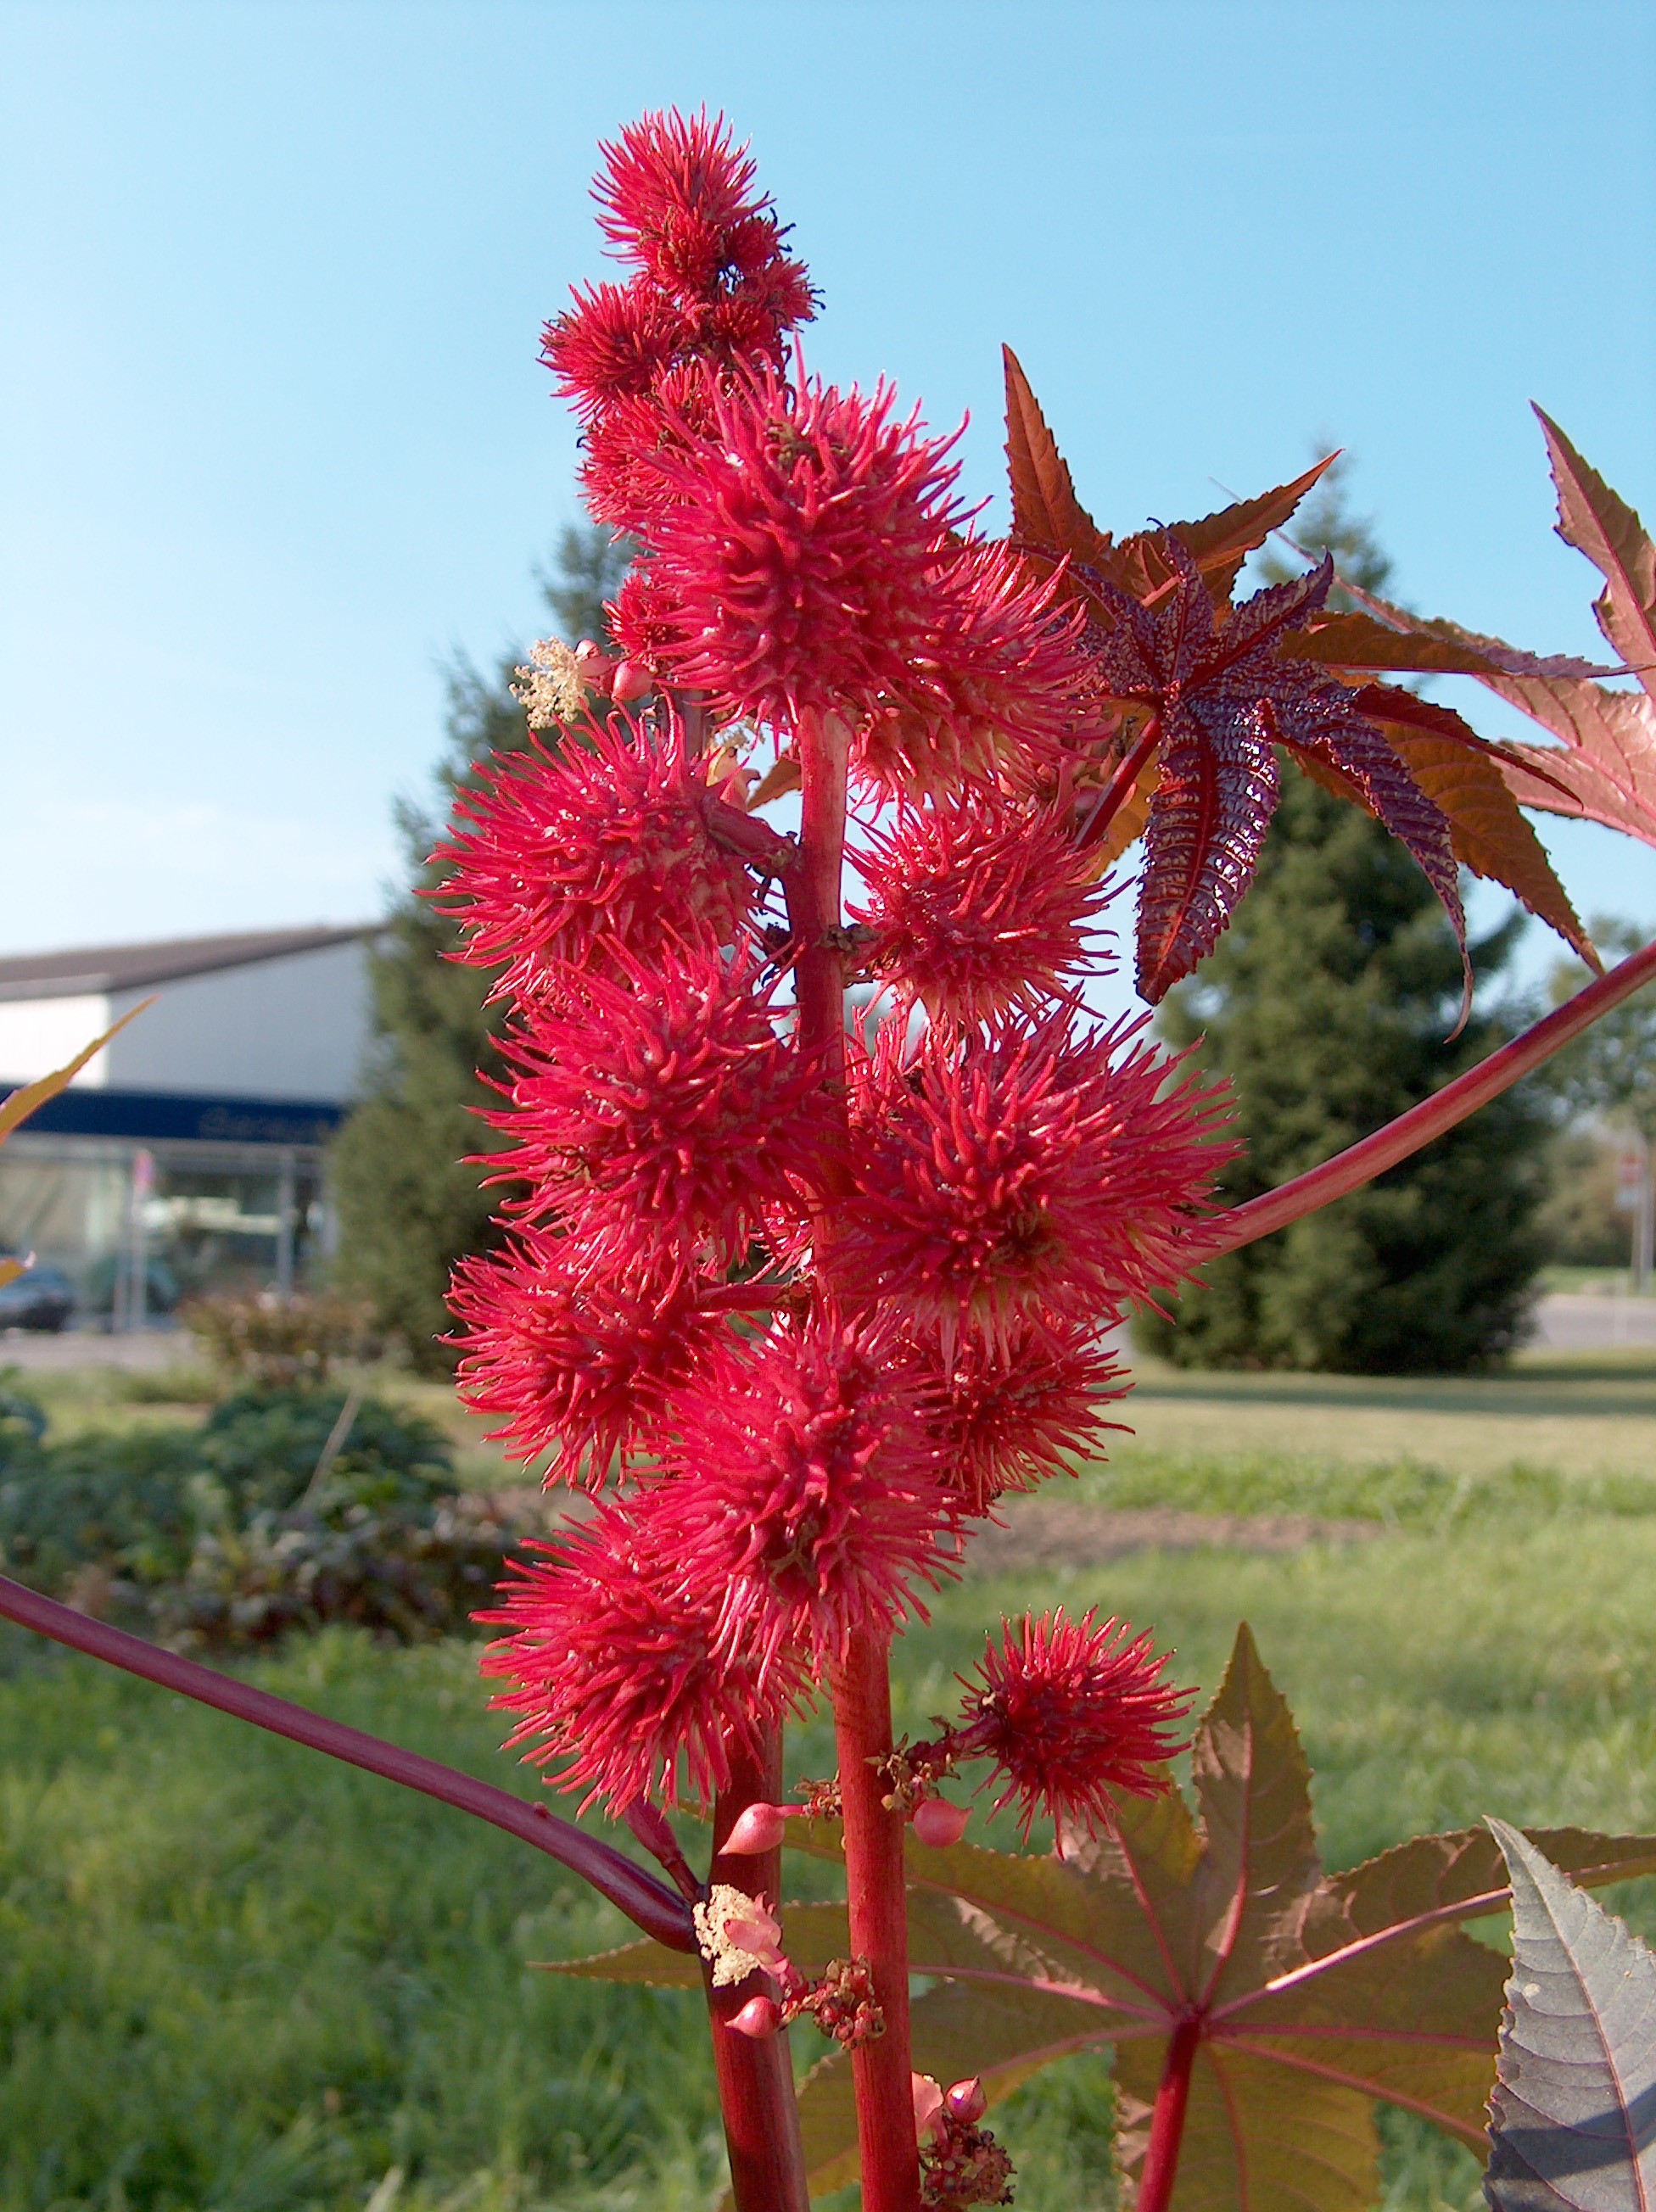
[4,1351,1656,2210]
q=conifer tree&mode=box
[328,527,631,1368]
[1138,481,1554,1371]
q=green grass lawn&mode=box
[4,1354,1656,2209]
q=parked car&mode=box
[0,1260,77,1332]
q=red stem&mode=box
[1136,2014,1201,2212]
[0,1572,694,1951]
[832,1630,920,2212]
[1207,936,1656,1258]
[786,708,850,1099]
[788,707,917,2204]
[705,1729,809,2212]
[1077,712,1161,850]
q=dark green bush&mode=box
[0,1385,528,1651]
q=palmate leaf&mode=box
[1281,607,1613,684]
[1092,550,1468,1003]
[1490,680,1656,843]
[1001,346,1333,606]
[557,1629,1656,2210]
[1484,1820,1656,2210]
[1534,408,1656,706]
[1297,423,1656,854]
[1334,685,1597,969]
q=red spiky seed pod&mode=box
[894,1317,1131,1512]
[489,937,823,1261]
[658,1315,959,1679]
[449,1232,732,1486]
[605,559,693,680]
[478,1506,805,1813]
[844,1010,1233,1355]
[434,713,756,1003]
[850,793,1111,1026]
[955,1607,1194,1840]
[541,279,689,417]
[852,539,1102,798]
[641,364,971,732]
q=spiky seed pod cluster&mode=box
[434,715,757,1003]
[954,1607,1195,1840]
[660,1315,959,1679]
[490,937,824,1260]
[478,1516,806,1813]
[450,111,1222,1827]
[845,1010,1233,1355]
[850,793,1111,1026]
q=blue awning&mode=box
[3,1086,347,1146]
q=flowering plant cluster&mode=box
[424,113,1654,2212]
[6,103,1656,2212]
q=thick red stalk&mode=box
[705,1729,810,2212]
[0,1572,694,1950]
[1136,2014,1200,2212]
[1207,936,1656,1257]
[831,1629,920,2212]
[787,707,918,2206]
[1078,712,1161,850]
[786,710,851,1099]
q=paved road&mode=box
[4,1294,1656,1368]
[1527,1292,1656,1351]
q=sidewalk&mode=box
[1528,1292,1656,1351]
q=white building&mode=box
[0,926,376,1321]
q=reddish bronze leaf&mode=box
[1535,407,1656,704]
[1094,547,1466,1002]
[1115,455,1337,607]
[1491,680,1656,844]
[1351,685,1597,968]
[1284,606,1613,683]
[1001,345,1113,567]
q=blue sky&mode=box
[3,0,1653,1005]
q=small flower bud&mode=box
[945,2076,987,2123]
[729,1995,782,2039]
[911,2072,945,2142]
[721,1801,789,1855]
[611,657,652,701]
[573,638,614,678]
[912,1796,971,1848]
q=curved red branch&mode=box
[0,1572,695,1952]
[1206,936,1656,1257]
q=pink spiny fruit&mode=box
[955,1607,1194,1840]
[659,1315,959,1679]
[845,1008,1234,1354]
[605,561,692,682]
[478,1506,806,1814]
[641,363,972,731]
[895,1316,1132,1512]
[850,791,1111,1025]
[541,278,689,416]
[449,1232,732,1485]
[851,539,1102,798]
[434,712,756,1004]
[593,109,808,323]
[487,936,823,1260]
